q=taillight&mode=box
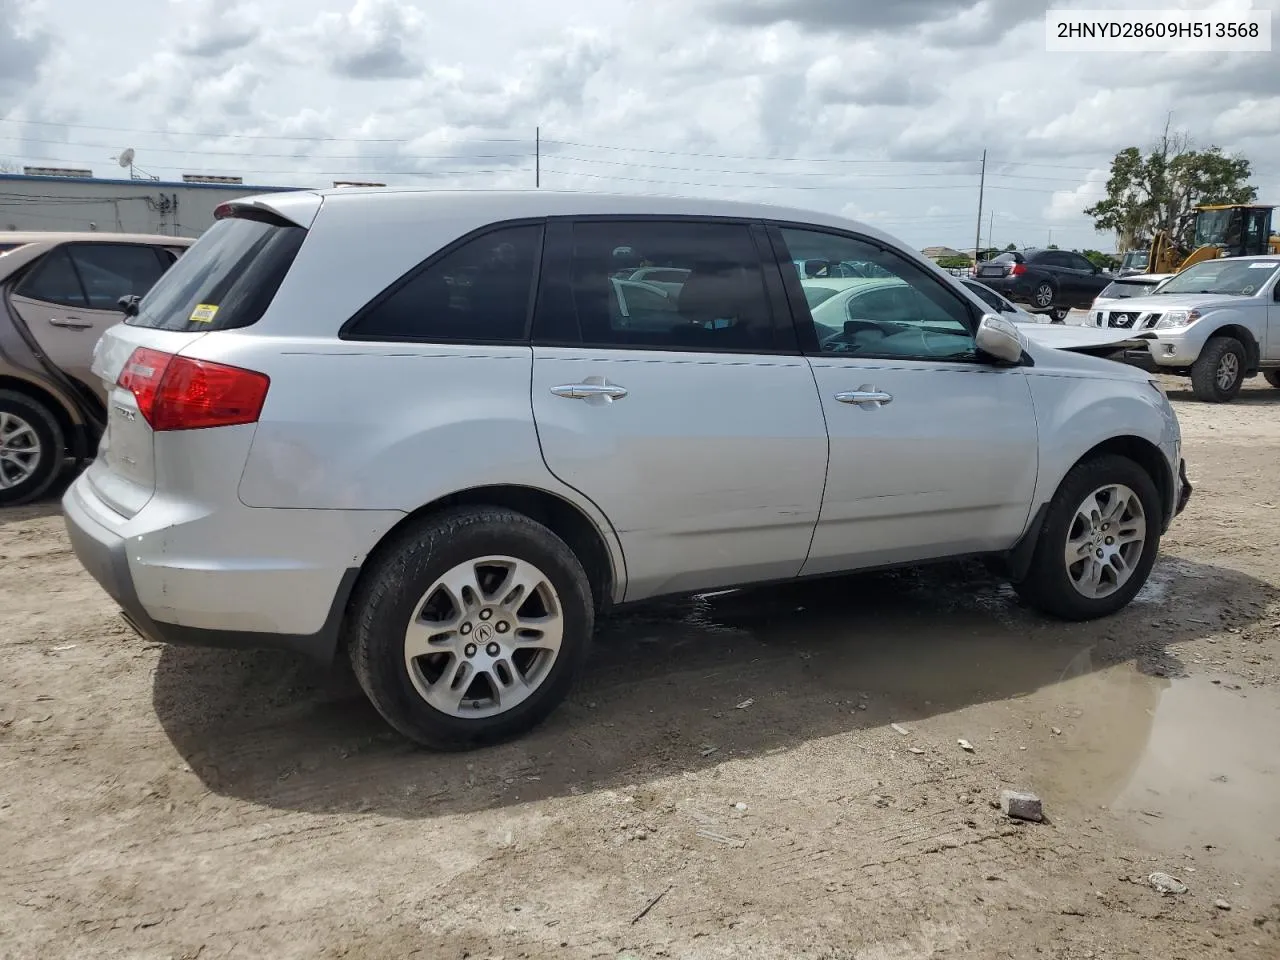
[1010,263,1027,277]
[116,347,269,431]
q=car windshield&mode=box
[803,285,840,308]
[1099,280,1158,299]
[1121,250,1148,270]
[1154,260,1280,297]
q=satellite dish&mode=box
[117,148,135,168]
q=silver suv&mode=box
[63,190,1191,749]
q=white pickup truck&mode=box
[1087,255,1280,402]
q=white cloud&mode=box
[2,0,1279,251]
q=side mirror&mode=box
[975,313,1025,364]
[118,294,141,317]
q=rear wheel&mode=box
[1014,454,1161,621]
[348,507,594,749]
[1190,336,1246,403]
[1032,281,1056,310]
[0,391,65,507]
[1264,369,1280,389]
[1049,306,1070,324]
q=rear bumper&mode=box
[62,474,374,666]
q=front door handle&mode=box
[835,388,893,407]
[550,381,629,403]
[49,317,93,330]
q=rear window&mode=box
[991,252,1019,263]
[128,214,305,331]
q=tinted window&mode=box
[68,244,168,310]
[16,247,87,308]
[963,280,1006,311]
[1066,253,1095,272]
[131,215,306,331]
[992,252,1019,264]
[567,220,774,352]
[349,224,541,342]
[777,227,975,361]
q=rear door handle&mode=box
[49,317,93,330]
[550,382,629,402]
[835,389,893,407]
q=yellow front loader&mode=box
[1148,204,1280,275]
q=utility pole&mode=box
[535,127,540,189]
[1048,228,1053,248]
[986,209,994,256]
[973,150,986,268]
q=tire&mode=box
[1049,306,1070,324]
[0,390,65,507]
[1031,281,1056,310]
[1264,369,1280,389]
[1014,454,1162,621]
[1190,336,1246,403]
[347,506,594,750]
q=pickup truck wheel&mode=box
[1264,369,1280,389]
[1014,454,1161,621]
[1032,281,1056,310]
[0,391,65,507]
[1190,336,1246,402]
[348,507,594,750]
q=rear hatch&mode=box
[86,205,310,519]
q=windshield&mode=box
[1121,250,1148,270]
[1155,259,1279,297]
[1099,280,1157,299]
[1193,209,1235,247]
[129,215,306,331]
[803,285,840,308]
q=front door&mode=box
[530,218,829,602]
[8,243,171,399]
[768,224,1040,575]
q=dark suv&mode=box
[974,249,1111,322]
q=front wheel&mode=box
[347,507,594,749]
[1049,306,1070,324]
[1190,336,1246,403]
[1014,454,1162,620]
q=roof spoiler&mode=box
[213,191,323,230]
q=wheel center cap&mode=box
[474,622,494,643]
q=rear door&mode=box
[8,243,170,398]
[85,214,308,518]
[530,217,829,601]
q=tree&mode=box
[1047,243,1060,250]
[1003,243,1017,251]
[936,255,972,269]
[1081,249,1118,270]
[1084,129,1256,252]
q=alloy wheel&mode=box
[1064,484,1146,599]
[0,411,42,490]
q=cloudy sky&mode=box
[2,0,1278,251]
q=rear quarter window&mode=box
[128,215,305,331]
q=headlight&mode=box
[1154,309,1200,330]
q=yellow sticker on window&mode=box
[189,303,219,324]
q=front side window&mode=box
[776,226,976,360]
[348,224,541,342]
[566,220,774,352]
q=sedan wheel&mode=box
[0,411,42,490]
[1033,282,1055,309]
[0,391,66,507]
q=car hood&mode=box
[1112,293,1252,313]
[1018,324,1155,354]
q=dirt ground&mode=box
[3,377,1280,960]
